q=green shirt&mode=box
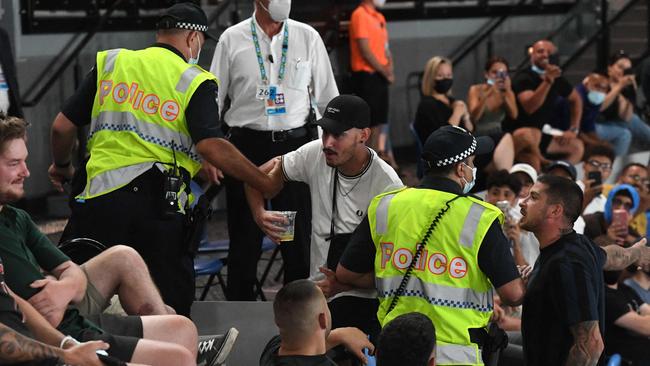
[0,205,102,337]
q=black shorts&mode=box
[78,314,143,362]
[351,71,389,127]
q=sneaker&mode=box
[196,328,239,366]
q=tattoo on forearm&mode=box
[603,245,638,270]
[566,321,602,366]
[0,323,61,363]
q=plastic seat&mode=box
[194,256,226,301]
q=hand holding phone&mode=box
[587,171,602,187]
[611,209,630,243]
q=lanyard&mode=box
[251,20,289,85]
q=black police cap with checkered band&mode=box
[422,125,494,167]
[157,2,218,41]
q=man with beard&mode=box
[245,95,402,341]
[518,175,650,365]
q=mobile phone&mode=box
[364,348,376,366]
[587,171,602,186]
[612,209,629,237]
[548,53,560,66]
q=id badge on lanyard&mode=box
[252,20,289,117]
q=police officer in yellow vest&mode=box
[336,125,526,365]
[47,2,281,316]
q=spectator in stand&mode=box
[376,313,436,366]
[413,56,471,145]
[579,144,615,215]
[603,269,650,365]
[484,170,540,267]
[349,0,396,166]
[554,73,612,152]
[259,279,373,366]
[467,56,516,172]
[583,184,641,247]
[596,51,650,155]
[623,265,650,305]
[509,40,583,170]
[610,163,650,239]
[509,163,538,200]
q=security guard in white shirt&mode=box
[209,0,339,300]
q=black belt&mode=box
[228,125,314,142]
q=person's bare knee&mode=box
[131,339,195,366]
[142,315,198,357]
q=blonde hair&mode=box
[421,56,452,96]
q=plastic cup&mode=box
[272,211,297,242]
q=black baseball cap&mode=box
[315,95,371,135]
[157,2,218,41]
[545,160,577,181]
[422,125,494,167]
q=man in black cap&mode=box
[47,1,281,318]
[245,95,402,341]
[335,125,526,365]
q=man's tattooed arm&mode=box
[566,320,603,366]
[603,238,650,270]
[0,322,62,363]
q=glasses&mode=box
[612,198,634,211]
[626,174,650,185]
[587,160,612,172]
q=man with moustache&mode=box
[210,0,339,301]
[245,95,402,341]
[518,175,650,365]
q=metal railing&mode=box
[21,0,235,108]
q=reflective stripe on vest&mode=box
[460,203,486,248]
[176,67,203,93]
[437,343,481,365]
[376,276,493,312]
[83,162,154,198]
[375,193,397,235]
[88,111,200,162]
[103,49,120,73]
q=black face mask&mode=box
[434,78,453,94]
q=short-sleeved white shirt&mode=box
[282,139,403,299]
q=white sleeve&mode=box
[281,140,320,183]
[309,31,339,115]
[210,33,231,113]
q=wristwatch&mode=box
[569,127,579,134]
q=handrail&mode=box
[450,0,527,65]
[561,0,642,70]
[22,0,232,109]
[22,0,125,107]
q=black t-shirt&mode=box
[604,284,650,362]
[510,67,573,129]
[521,232,606,366]
[601,86,637,121]
[412,96,471,144]
[259,336,337,366]
[61,43,222,144]
[339,175,520,289]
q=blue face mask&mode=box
[487,78,495,86]
[461,163,477,194]
[587,90,606,105]
[188,37,201,65]
[531,65,545,75]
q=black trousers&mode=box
[60,168,195,316]
[225,129,313,300]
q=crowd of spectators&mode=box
[5,0,650,365]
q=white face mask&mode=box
[188,36,201,65]
[373,0,386,7]
[461,162,477,194]
[261,0,291,22]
